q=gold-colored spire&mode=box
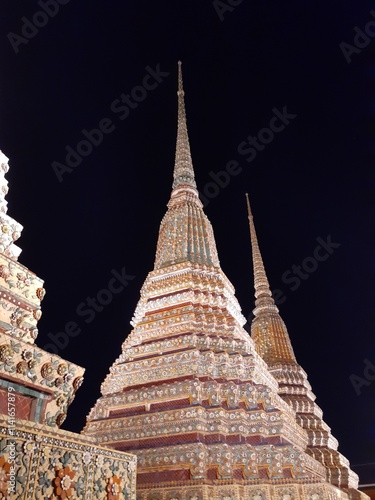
[153,63,220,269]
[246,193,277,314]
[246,193,296,364]
[171,61,198,194]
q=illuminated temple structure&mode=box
[83,63,368,499]
[0,62,367,499]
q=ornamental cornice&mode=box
[0,256,45,303]
[131,264,246,329]
[148,262,221,281]
[132,304,245,336]
[101,348,280,395]
[269,362,309,381]
[119,333,252,362]
[126,321,249,349]
[87,379,279,422]
[86,412,284,446]
[84,402,310,451]
[133,442,322,481]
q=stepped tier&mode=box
[83,263,352,498]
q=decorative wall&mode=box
[0,416,136,499]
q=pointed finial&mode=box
[245,192,252,219]
[170,61,198,195]
[177,61,184,96]
[246,193,274,304]
[246,193,296,364]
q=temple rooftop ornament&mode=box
[83,64,368,500]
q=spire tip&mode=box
[177,60,184,96]
[171,58,197,194]
[245,192,252,218]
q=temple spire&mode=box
[153,62,219,269]
[246,193,278,315]
[171,61,198,195]
[246,193,296,364]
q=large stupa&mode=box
[83,63,367,500]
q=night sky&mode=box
[0,0,374,477]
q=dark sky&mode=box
[1,0,374,475]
